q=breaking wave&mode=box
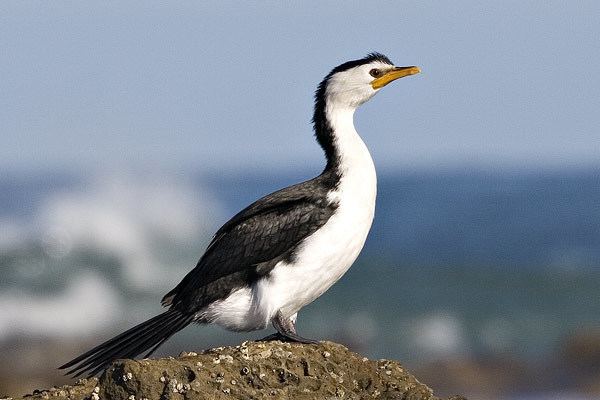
[0,170,223,339]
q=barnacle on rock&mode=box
[21,341,465,400]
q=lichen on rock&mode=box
[19,341,466,400]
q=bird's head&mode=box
[316,52,420,109]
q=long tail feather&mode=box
[59,309,193,377]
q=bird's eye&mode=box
[369,68,383,78]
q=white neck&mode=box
[325,102,377,206]
[326,103,375,175]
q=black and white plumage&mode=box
[60,53,420,377]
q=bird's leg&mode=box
[259,311,318,344]
[259,312,295,342]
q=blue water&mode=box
[0,170,599,349]
[193,168,600,358]
[202,169,600,269]
[1,168,599,397]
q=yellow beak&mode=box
[371,66,421,89]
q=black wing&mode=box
[162,179,337,313]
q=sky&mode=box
[1,1,599,173]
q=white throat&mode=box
[325,101,377,207]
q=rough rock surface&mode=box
[15,341,465,400]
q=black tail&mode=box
[59,309,194,377]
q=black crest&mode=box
[326,52,393,77]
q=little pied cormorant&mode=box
[60,53,420,377]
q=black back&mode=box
[163,53,392,314]
[162,170,339,313]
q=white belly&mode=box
[202,148,377,332]
[258,188,376,319]
[201,108,377,332]
[201,193,376,331]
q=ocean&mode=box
[1,167,599,398]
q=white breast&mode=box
[253,106,376,326]
[201,107,377,332]
[261,153,376,319]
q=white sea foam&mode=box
[0,271,120,338]
[37,171,221,290]
[406,312,466,357]
[0,170,223,339]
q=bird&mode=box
[59,52,420,377]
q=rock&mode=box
[561,328,600,372]
[17,341,465,400]
[414,356,531,398]
[560,328,600,396]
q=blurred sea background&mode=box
[1,2,599,399]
